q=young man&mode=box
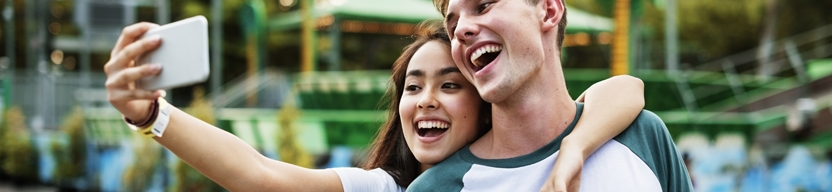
[407,0,693,191]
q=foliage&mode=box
[121,137,160,192]
[174,86,223,192]
[276,100,313,168]
[173,160,224,192]
[51,107,87,184]
[640,0,832,67]
[0,106,39,183]
[184,87,216,125]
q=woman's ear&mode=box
[540,0,564,32]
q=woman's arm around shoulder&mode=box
[540,75,645,192]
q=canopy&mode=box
[269,0,612,33]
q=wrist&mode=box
[561,136,592,159]
[124,100,159,128]
[123,98,172,138]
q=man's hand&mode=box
[540,145,584,192]
[104,22,165,122]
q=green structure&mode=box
[269,0,614,71]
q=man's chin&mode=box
[478,85,511,104]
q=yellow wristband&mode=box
[136,98,172,138]
[148,98,172,138]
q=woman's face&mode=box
[400,40,482,166]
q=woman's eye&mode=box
[405,85,421,92]
[442,83,460,89]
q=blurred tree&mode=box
[640,0,832,68]
[644,0,765,65]
[276,99,313,168]
[121,137,160,191]
[51,106,86,186]
[0,106,39,184]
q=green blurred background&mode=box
[0,0,831,191]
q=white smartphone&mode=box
[136,15,210,90]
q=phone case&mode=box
[137,15,210,90]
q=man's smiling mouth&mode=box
[470,44,502,71]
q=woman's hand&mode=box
[540,138,584,192]
[104,22,165,121]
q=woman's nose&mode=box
[417,91,439,109]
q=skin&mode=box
[399,41,482,171]
[104,19,643,191]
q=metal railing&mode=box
[5,70,107,130]
[674,23,832,116]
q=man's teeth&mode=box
[417,121,450,129]
[470,45,503,67]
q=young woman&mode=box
[103,21,643,191]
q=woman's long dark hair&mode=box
[361,21,491,187]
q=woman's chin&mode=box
[414,152,447,166]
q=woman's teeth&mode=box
[470,45,503,67]
[418,121,450,129]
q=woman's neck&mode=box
[420,163,432,172]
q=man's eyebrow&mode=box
[437,67,460,76]
[406,69,424,77]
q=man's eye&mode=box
[448,26,457,38]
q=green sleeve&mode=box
[614,110,694,192]
[406,152,471,192]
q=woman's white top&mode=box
[330,167,405,192]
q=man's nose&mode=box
[454,17,480,45]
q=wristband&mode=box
[125,98,172,138]
[143,98,172,138]
[124,99,159,128]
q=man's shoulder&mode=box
[616,110,668,140]
[614,109,672,152]
[407,151,471,192]
[613,110,694,192]
[632,109,665,127]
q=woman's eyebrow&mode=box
[437,67,461,76]
[406,69,424,77]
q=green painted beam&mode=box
[269,0,613,33]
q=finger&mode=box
[105,64,162,89]
[105,36,162,74]
[568,181,580,192]
[552,179,568,192]
[112,22,160,56]
[539,182,552,192]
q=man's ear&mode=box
[540,0,564,32]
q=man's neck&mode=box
[470,60,576,159]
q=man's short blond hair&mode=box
[432,0,568,50]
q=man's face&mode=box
[444,0,548,103]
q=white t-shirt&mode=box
[408,105,693,192]
[330,167,405,192]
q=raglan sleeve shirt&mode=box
[330,167,405,192]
